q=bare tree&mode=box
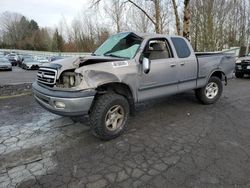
[126,0,152,33]
[246,1,250,55]
[171,0,181,35]
[0,11,23,48]
[190,0,249,52]
[58,15,73,44]
[104,0,124,33]
[70,12,99,52]
[154,0,161,33]
[92,0,163,33]
[183,0,190,40]
[1,0,249,53]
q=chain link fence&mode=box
[0,49,91,57]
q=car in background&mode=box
[22,57,42,70]
[235,54,250,78]
[34,56,49,63]
[0,52,5,58]
[49,56,65,62]
[0,57,12,71]
[20,54,33,61]
[6,53,22,66]
[19,54,33,67]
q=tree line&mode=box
[0,0,249,53]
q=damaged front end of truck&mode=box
[32,32,143,116]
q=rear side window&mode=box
[171,37,191,58]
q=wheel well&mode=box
[96,83,135,114]
[211,71,223,80]
[210,71,228,85]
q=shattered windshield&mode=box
[94,32,142,59]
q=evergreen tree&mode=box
[30,20,39,30]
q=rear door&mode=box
[137,38,178,101]
[171,37,197,91]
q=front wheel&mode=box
[235,72,244,78]
[89,93,129,140]
[195,76,223,105]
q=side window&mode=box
[171,37,191,58]
[144,39,173,60]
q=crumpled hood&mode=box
[40,55,136,90]
[41,55,124,70]
[41,57,79,70]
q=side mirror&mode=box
[142,57,150,74]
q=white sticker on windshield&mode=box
[112,61,128,68]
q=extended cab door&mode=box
[137,38,178,101]
[171,37,198,91]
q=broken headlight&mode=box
[57,72,83,88]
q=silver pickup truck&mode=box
[33,32,235,140]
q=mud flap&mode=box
[224,75,228,86]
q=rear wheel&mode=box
[235,72,244,78]
[195,76,223,105]
[89,93,129,140]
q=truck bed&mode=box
[195,52,235,88]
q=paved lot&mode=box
[0,67,37,85]
[0,78,250,188]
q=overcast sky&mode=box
[0,0,92,27]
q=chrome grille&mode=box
[244,60,250,64]
[37,68,57,85]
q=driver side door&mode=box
[137,38,178,102]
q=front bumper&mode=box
[24,64,40,70]
[32,82,96,116]
[235,68,250,74]
[235,62,250,74]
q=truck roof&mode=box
[121,31,179,39]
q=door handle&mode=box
[180,63,185,66]
[170,64,176,67]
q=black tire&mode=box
[195,76,223,105]
[235,72,244,78]
[89,93,129,140]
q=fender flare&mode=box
[207,69,227,85]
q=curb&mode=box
[0,92,32,100]
[0,83,33,97]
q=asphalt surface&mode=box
[0,67,37,85]
[0,78,250,188]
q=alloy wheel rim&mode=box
[105,105,125,131]
[205,82,219,99]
